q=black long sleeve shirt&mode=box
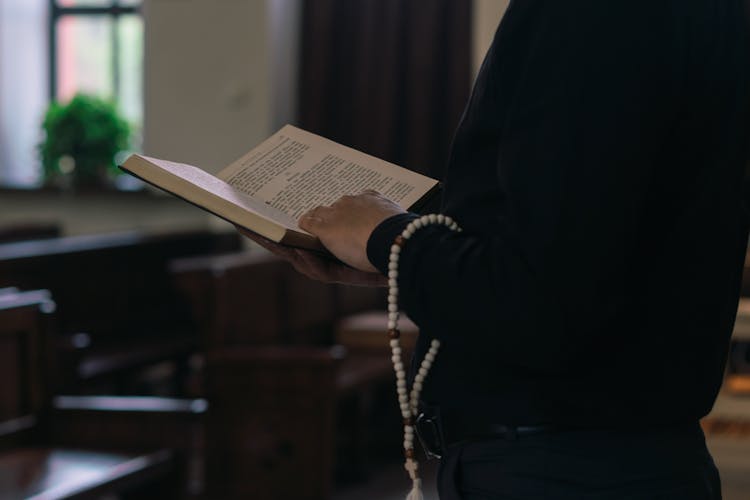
[367,0,750,428]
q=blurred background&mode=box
[0,0,502,234]
[0,1,748,499]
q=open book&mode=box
[120,125,440,251]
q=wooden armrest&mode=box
[336,355,393,395]
[207,344,346,365]
[335,310,419,352]
[0,447,174,500]
[49,396,206,452]
[53,395,208,414]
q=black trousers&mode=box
[437,423,721,500]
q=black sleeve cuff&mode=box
[366,212,420,275]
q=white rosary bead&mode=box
[386,214,461,499]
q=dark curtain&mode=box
[298,0,472,180]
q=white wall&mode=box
[472,0,509,78]
[143,0,274,174]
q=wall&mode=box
[143,0,273,174]
[472,0,509,78]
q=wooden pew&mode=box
[205,346,342,500]
[170,250,386,348]
[0,222,60,244]
[0,289,191,499]
[0,229,240,394]
[170,250,405,494]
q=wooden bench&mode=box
[0,222,60,244]
[0,230,240,394]
[170,251,404,495]
[0,289,197,499]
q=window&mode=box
[0,0,143,187]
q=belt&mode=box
[415,409,560,460]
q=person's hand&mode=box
[236,227,387,287]
[299,190,407,272]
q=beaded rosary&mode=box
[387,213,461,500]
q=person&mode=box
[240,1,750,498]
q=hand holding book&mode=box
[120,125,439,253]
[297,190,405,273]
[236,226,387,287]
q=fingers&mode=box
[299,205,332,234]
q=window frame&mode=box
[48,0,140,101]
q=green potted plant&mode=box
[39,93,131,188]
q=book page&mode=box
[137,156,301,230]
[218,125,436,221]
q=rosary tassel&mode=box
[406,478,424,500]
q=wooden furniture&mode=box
[205,346,342,500]
[170,250,405,496]
[702,392,750,437]
[49,395,207,498]
[728,299,750,394]
[335,310,419,354]
[0,222,60,244]
[0,229,240,394]
[0,289,192,499]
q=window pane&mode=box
[56,15,113,102]
[118,14,143,145]
[0,0,48,186]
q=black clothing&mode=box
[437,423,721,499]
[367,0,750,429]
